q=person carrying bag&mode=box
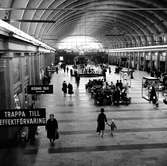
[46,114,59,145]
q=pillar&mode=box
[138,52,141,70]
[0,56,13,109]
[143,52,147,71]
[0,56,18,143]
[165,52,167,73]
[34,53,40,85]
[157,52,160,71]
[150,52,153,71]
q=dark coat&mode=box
[109,122,117,131]
[97,113,107,131]
[62,82,67,94]
[46,119,58,139]
[113,89,120,102]
[68,83,73,94]
[150,86,157,101]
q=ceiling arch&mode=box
[45,16,146,48]
[45,13,152,40]
[0,0,167,49]
[33,0,167,34]
[27,1,163,36]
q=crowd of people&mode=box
[42,65,120,145]
[73,64,103,75]
[86,79,131,106]
[71,64,107,80]
[28,63,167,148]
[26,64,125,147]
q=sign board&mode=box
[27,85,53,94]
[0,108,46,126]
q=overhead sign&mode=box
[0,108,46,126]
[27,85,53,94]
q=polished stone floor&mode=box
[1,66,167,166]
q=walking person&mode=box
[150,86,156,101]
[116,80,120,88]
[63,66,66,73]
[75,74,80,88]
[119,80,123,90]
[109,67,111,74]
[107,119,117,137]
[102,68,107,82]
[66,67,69,73]
[149,85,158,107]
[97,108,107,138]
[114,87,120,105]
[56,67,59,74]
[68,83,74,97]
[46,114,59,145]
[62,81,67,97]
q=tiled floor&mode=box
[1,66,167,166]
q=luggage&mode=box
[55,130,59,139]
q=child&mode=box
[107,119,117,137]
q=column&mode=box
[34,53,40,85]
[150,52,153,71]
[157,52,160,71]
[165,52,167,73]
[143,52,147,71]
[0,57,12,109]
[0,56,16,143]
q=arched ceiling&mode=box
[0,0,167,49]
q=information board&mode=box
[27,85,53,94]
[0,108,46,126]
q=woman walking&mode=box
[97,108,107,138]
[62,81,67,97]
[68,83,74,97]
[46,114,58,145]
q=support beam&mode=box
[1,7,167,11]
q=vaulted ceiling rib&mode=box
[0,0,167,49]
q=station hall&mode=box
[1,0,167,166]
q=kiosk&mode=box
[142,76,160,101]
